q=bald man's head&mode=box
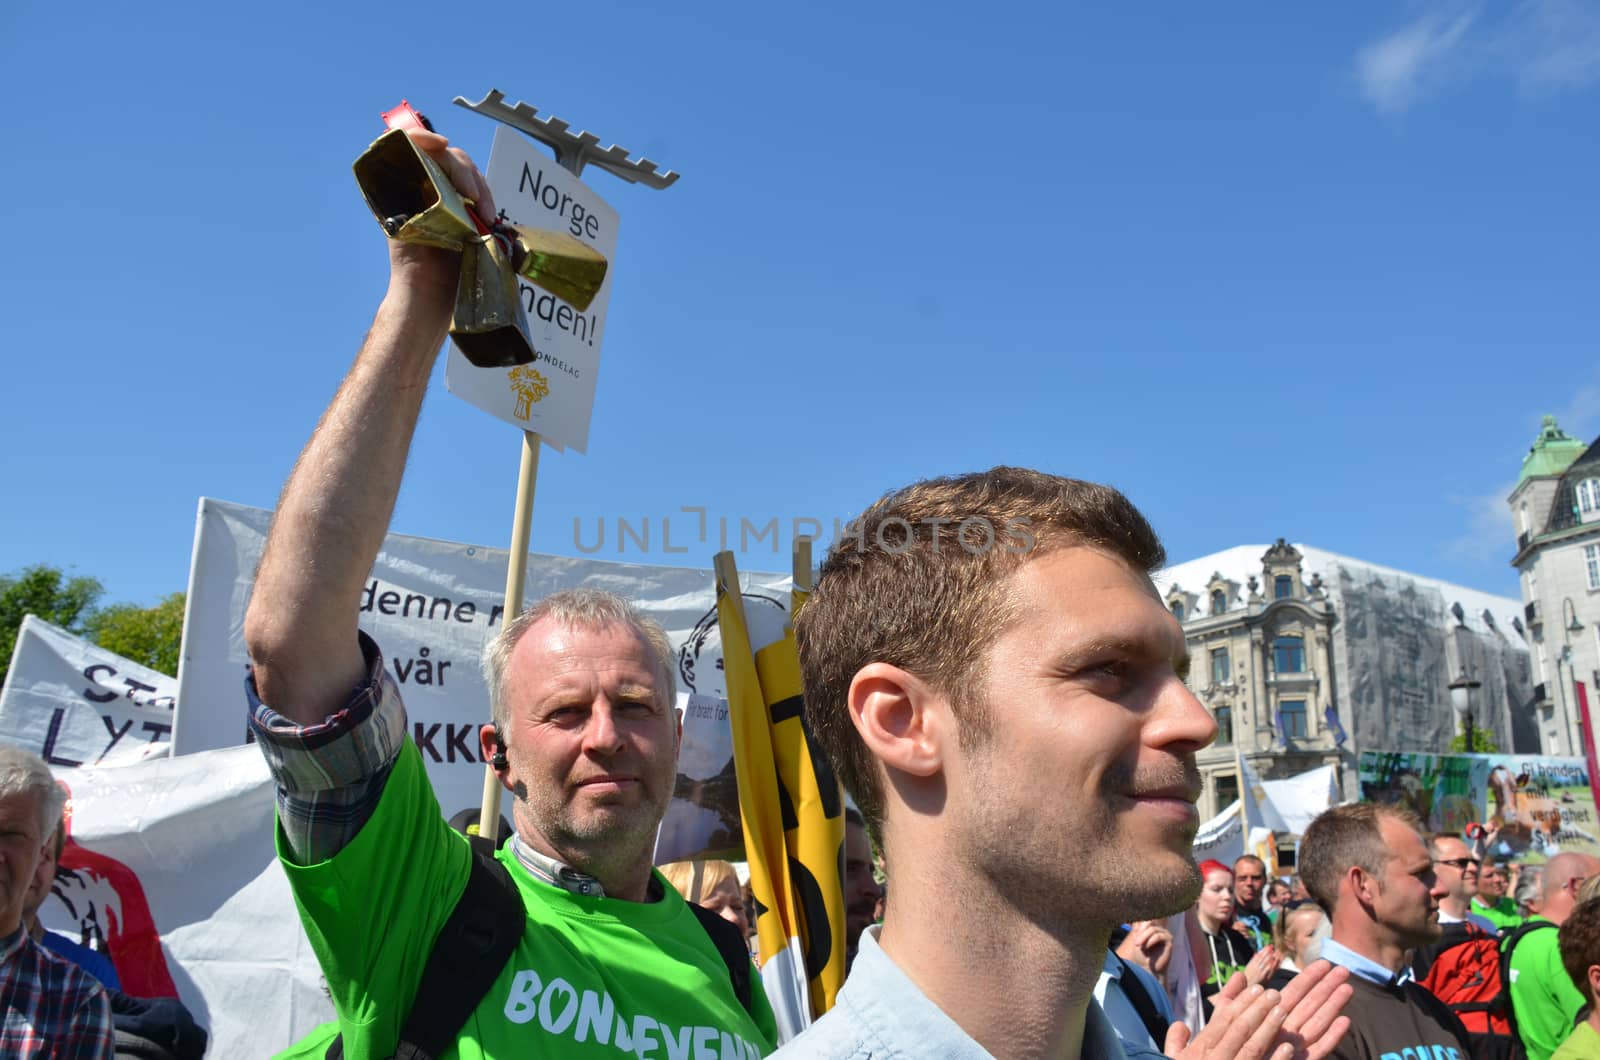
[1541,852,1600,926]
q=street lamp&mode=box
[1562,599,1587,754]
[1449,668,1483,753]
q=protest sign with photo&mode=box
[0,614,176,768]
[175,497,791,863]
[1359,749,1598,862]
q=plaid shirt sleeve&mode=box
[245,631,410,864]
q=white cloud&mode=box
[1353,0,1600,113]
[1442,481,1518,565]
[1356,9,1478,114]
[1501,0,1600,95]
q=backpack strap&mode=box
[324,835,524,1060]
[688,902,754,1015]
[1113,953,1171,1049]
[1499,919,1557,1048]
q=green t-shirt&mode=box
[277,1021,339,1059]
[1474,896,1524,932]
[1553,1022,1600,1060]
[1509,918,1585,1060]
[279,740,777,1059]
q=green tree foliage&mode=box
[1449,728,1501,754]
[86,593,186,678]
[0,565,103,685]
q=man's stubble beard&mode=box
[511,755,677,875]
[956,752,1203,937]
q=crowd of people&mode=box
[8,124,1600,1060]
[1094,831,1600,1060]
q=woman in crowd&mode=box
[659,859,749,938]
[1267,901,1327,991]
[1191,859,1278,1018]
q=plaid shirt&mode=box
[0,927,114,1059]
[246,632,409,865]
[246,633,644,896]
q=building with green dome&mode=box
[1509,415,1600,756]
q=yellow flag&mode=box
[717,553,846,1037]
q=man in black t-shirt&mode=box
[1233,855,1272,949]
[1299,803,1473,1060]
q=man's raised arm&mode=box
[243,130,495,724]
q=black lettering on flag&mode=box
[770,695,843,820]
[413,722,442,762]
[42,709,82,768]
[445,723,476,763]
[789,856,834,979]
[82,664,118,703]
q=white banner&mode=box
[0,615,176,768]
[1238,754,1289,834]
[175,498,791,863]
[1260,764,1339,837]
[444,126,620,453]
[1192,800,1246,866]
[42,743,330,1057]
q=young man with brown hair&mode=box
[778,468,1352,1059]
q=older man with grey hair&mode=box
[0,744,113,1058]
[243,129,775,1059]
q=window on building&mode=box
[1279,699,1308,740]
[1274,575,1293,599]
[1211,647,1231,685]
[1211,589,1228,615]
[1171,600,1185,621]
[1519,501,1529,534]
[1215,773,1239,812]
[1580,479,1600,518]
[1273,635,1306,673]
[1215,706,1233,745]
[1588,544,1600,591]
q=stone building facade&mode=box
[1508,416,1600,757]
[1160,541,1533,824]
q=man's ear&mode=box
[479,723,515,794]
[847,662,949,779]
[1588,963,1600,1006]
[1347,864,1379,908]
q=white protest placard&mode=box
[0,615,176,767]
[1260,763,1339,836]
[444,125,620,453]
[174,498,789,861]
[1191,800,1245,866]
[43,743,330,1057]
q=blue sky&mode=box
[2,0,1596,609]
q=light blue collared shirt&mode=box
[1320,937,1413,986]
[772,926,1128,1059]
[1095,950,1172,1060]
